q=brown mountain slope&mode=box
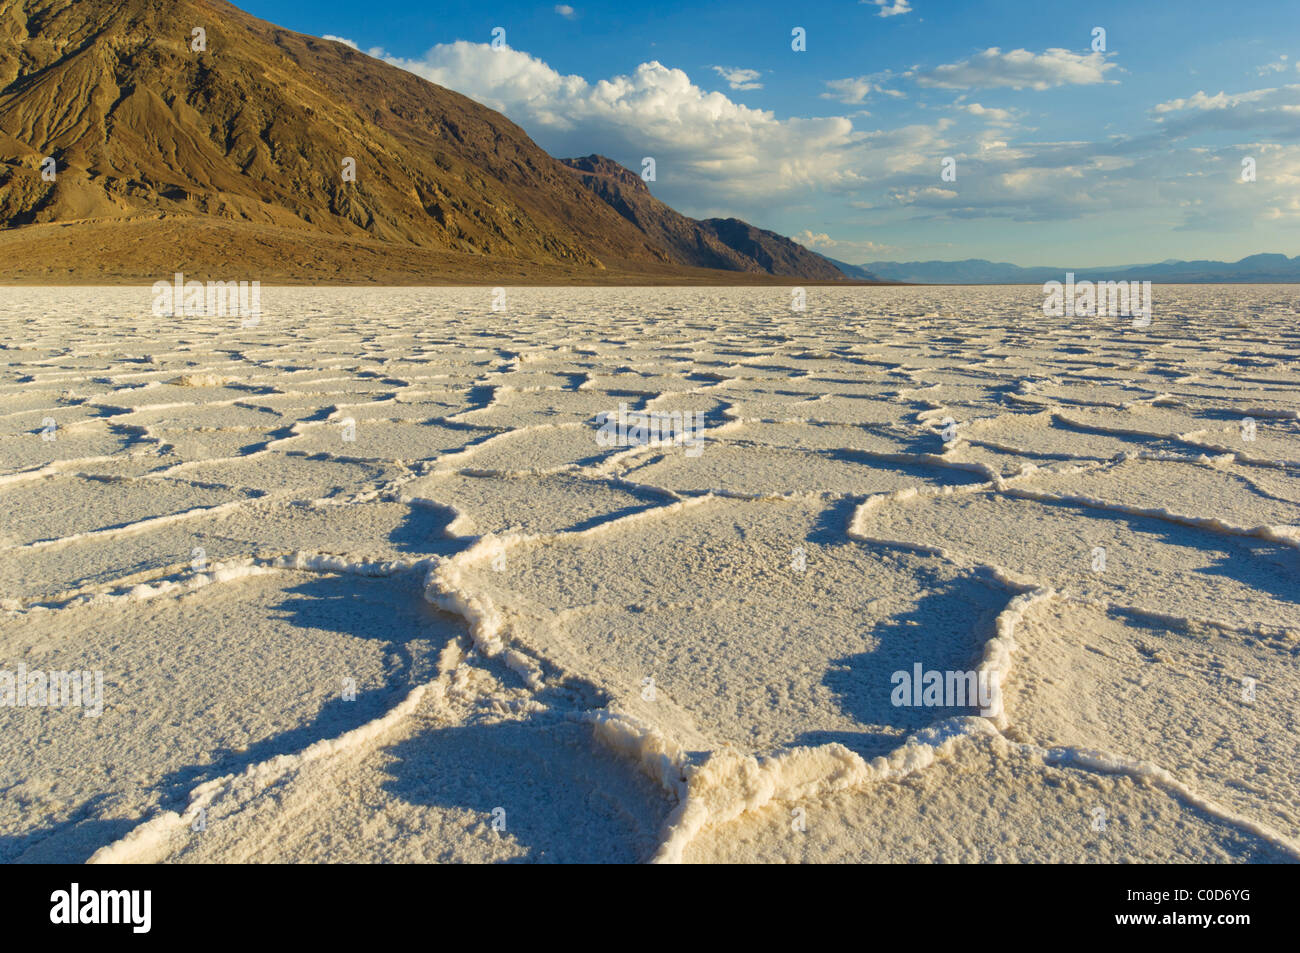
[560,155,845,279]
[699,218,845,280]
[560,155,761,274]
[0,0,853,282]
[0,216,859,285]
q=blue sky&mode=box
[241,0,1300,266]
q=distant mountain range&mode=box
[835,255,1300,284]
[0,0,853,283]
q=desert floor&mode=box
[0,285,1297,863]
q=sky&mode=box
[239,0,1300,266]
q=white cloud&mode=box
[322,34,359,49]
[794,231,897,258]
[822,75,905,104]
[1153,84,1299,114]
[1256,55,1292,75]
[864,0,912,17]
[889,186,958,205]
[711,66,763,91]
[794,230,835,247]
[911,47,1117,90]
[822,78,876,105]
[330,31,1300,239]
[371,41,875,206]
[1150,84,1300,140]
[956,102,1014,123]
[554,5,577,19]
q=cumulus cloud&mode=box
[961,102,1011,120]
[711,66,763,91]
[864,0,912,17]
[1256,55,1293,75]
[822,75,905,104]
[1151,84,1300,140]
[889,186,958,205]
[1153,84,1300,114]
[911,47,1117,90]
[324,30,1300,244]
[794,231,897,258]
[794,230,835,247]
[822,78,876,105]
[953,102,1016,126]
[370,41,875,206]
[322,34,360,49]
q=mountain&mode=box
[861,255,1300,284]
[557,155,756,274]
[824,258,882,282]
[695,218,845,280]
[559,155,845,279]
[861,260,1056,284]
[0,0,848,283]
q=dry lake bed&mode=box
[1,285,1297,863]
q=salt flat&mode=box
[0,285,1296,864]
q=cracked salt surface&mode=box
[0,285,1296,863]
